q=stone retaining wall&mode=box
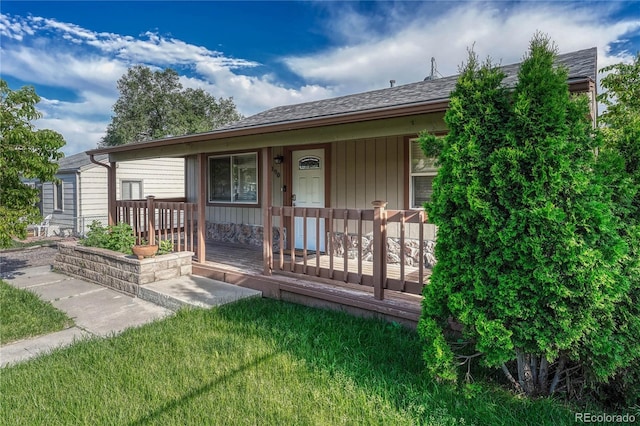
[54,242,193,296]
[329,232,437,268]
[204,222,435,268]
[206,222,284,250]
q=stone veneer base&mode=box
[54,241,194,296]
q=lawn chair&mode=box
[35,214,52,237]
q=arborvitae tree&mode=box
[589,54,640,407]
[418,34,627,397]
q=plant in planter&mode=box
[158,239,174,255]
[82,221,136,254]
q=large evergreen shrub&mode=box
[418,34,629,398]
[589,54,640,408]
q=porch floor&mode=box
[203,241,431,284]
[198,240,425,327]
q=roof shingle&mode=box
[221,47,596,131]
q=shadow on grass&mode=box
[129,351,278,425]
[198,298,577,425]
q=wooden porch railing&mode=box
[116,196,198,257]
[267,201,434,300]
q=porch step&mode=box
[192,263,422,328]
[138,275,262,312]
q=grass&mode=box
[0,280,74,344]
[0,297,581,425]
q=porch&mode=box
[196,240,425,327]
[115,197,433,326]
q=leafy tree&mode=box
[101,65,243,146]
[0,79,65,247]
[417,35,627,397]
[590,53,640,407]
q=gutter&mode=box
[89,153,111,170]
[75,171,81,234]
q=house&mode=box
[86,47,597,324]
[39,152,185,236]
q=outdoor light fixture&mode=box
[274,155,284,165]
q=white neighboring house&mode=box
[40,152,185,236]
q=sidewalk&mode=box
[1,265,173,367]
[1,263,262,368]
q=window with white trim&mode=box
[208,153,258,204]
[409,138,438,209]
[54,181,64,211]
[121,180,143,200]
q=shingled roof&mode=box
[57,151,108,172]
[220,47,597,131]
[88,47,597,156]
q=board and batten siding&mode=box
[188,138,413,229]
[330,135,435,240]
[331,136,405,210]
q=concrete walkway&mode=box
[1,265,261,367]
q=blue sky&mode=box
[2,1,640,155]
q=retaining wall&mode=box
[54,241,193,296]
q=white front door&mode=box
[292,148,325,252]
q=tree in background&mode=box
[101,66,243,146]
[590,53,640,408]
[417,34,627,398]
[0,79,65,247]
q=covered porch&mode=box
[112,192,433,326]
[197,238,426,327]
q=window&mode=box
[208,153,258,204]
[54,181,64,211]
[409,138,438,209]
[121,180,143,200]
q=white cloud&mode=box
[284,2,640,92]
[1,2,639,156]
[35,115,109,155]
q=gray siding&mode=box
[42,172,78,235]
[40,157,185,235]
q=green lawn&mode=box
[0,298,580,425]
[0,280,73,344]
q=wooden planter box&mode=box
[54,241,193,296]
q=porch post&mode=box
[372,200,388,300]
[108,161,117,225]
[197,153,207,263]
[146,195,155,246]
[262,147,273,275]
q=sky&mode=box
[2,1,640,156]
